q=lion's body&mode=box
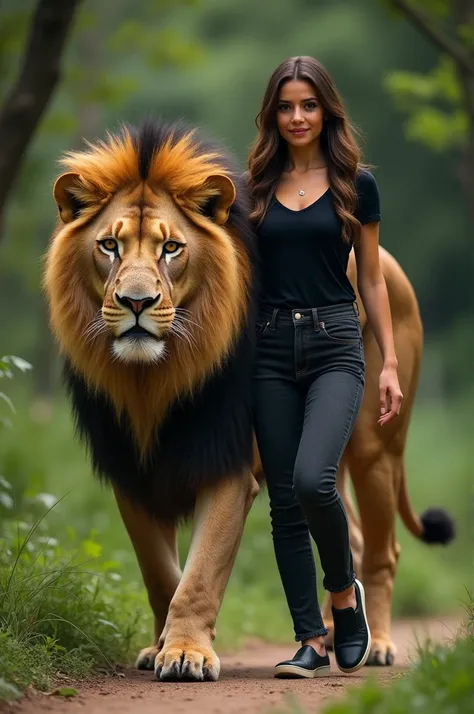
[44,119,453,680]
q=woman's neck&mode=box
[286,142,325,173]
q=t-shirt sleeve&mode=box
[355,170,381,224]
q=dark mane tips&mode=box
[130,116,237,181]
[132,117,179,180]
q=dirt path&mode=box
[3,616,461,714]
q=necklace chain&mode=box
[291,164,326,197]
[293,163,326,174]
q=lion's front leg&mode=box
[155,470,259,682]
[113,488,181,670]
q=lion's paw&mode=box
[154,643,220,682]
[366,636,397,666]
[135,646,160,671]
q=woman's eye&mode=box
[305,102,318,110]
[278,104,290,112]
[164,241,180,253]
[101,238,117,252]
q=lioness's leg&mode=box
[343,302,420,666]
[113,488,181,670]
[155,470,259,682]
[347,451,401,666]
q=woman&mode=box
[247,56,403,678]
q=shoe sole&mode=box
[274,664,331,679]
[336,578,372,674]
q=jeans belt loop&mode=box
[311,307,320,331]
[269,308,278,331]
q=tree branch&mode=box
[454,0,474,30]
[0,0,82,230]
[392,0,474,76]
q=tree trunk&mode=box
[33,15,103,399]
[0,0,81,239]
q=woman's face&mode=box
[276,79,324,148]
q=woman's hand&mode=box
[378,365,403,426]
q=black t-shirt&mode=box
[256,170,381,309]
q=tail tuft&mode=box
[420,508,456,545]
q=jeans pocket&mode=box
[320,318,361,344]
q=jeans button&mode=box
[295,312,302,320]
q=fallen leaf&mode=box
[49,687,79,698]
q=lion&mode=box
[44,118,454,682]
[44,119,261,682]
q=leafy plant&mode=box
[0,355,32,428]
[0,491,150,699]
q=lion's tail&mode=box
[398,461,456,544]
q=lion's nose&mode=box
[115,293,160,316]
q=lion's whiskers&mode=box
[81,312,109,346]
[174,308,203,331]
[169,315,198,350]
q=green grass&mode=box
[0,495,150,700]
[0,381,471,699]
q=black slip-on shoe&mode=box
[274,645,331,679]
[332,578,371,673]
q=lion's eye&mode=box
[163,241,180,254]
[100,238,118,252]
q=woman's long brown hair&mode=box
[247,56,367,243]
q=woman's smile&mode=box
[290,128,310,136]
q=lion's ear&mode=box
[201,174,236,225]
[53,172,85,223]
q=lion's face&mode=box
[81,184,203,364]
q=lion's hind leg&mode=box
[113,488,181,671]
[347,447,402,666]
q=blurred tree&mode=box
[385,0,474,220]
[0,0,82,239]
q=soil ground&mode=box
[1,615,461,714]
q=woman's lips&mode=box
[290,128,309,135]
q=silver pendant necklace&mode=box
[294,162,326,198]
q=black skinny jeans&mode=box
[252,303,365,641]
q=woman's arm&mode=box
[354,221,403,425]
